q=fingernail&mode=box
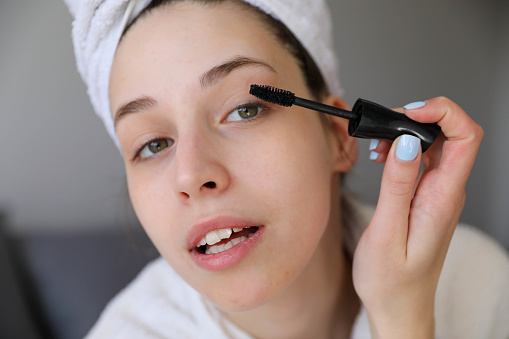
[396,135,420,161]
[369,151,379,161]
[404,101,426,110]
[369,139,379,151]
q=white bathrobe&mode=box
[85,220,509,338]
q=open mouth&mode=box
[195,226,260,255]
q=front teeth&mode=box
[205,228,231,246]
[206,236,248,254]
[197,227,248,247]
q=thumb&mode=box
[371,135,422,253]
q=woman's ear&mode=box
[322,95,358,172]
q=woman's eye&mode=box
[139,138,173,158]
[225,105,263,122]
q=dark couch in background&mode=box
[0,215,158,339]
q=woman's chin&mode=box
[203,280,284,314]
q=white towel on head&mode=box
[64,0,343,150]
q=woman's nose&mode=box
[172,132,230,201]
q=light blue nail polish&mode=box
[369,151,379,161]
[404,101,426,110]
[369,139,379,151]
[396,135,420,161]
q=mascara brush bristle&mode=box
[249,84,296,107]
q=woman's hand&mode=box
[352,97,484,339]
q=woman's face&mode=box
[110,2,355,312]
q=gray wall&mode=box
[330,0,509,249]
[0,1,127,233]
[1,1,507,249]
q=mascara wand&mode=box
[249,84,441,152]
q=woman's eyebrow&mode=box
[200,56,277,88]
[114,96,157,129]
[114,57,275,128]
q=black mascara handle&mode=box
[348,98,441,152]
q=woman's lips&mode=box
[187,215,264,271]
[187,215,261,248]
[190,226,264,271]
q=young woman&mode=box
[65,0,509,338]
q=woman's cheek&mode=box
[126,169,174,243]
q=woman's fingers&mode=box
[369,139,391,163]
[403,98,483,259]
[370,135,422,255]
[405,97,483,192]
[367,97,483,258]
